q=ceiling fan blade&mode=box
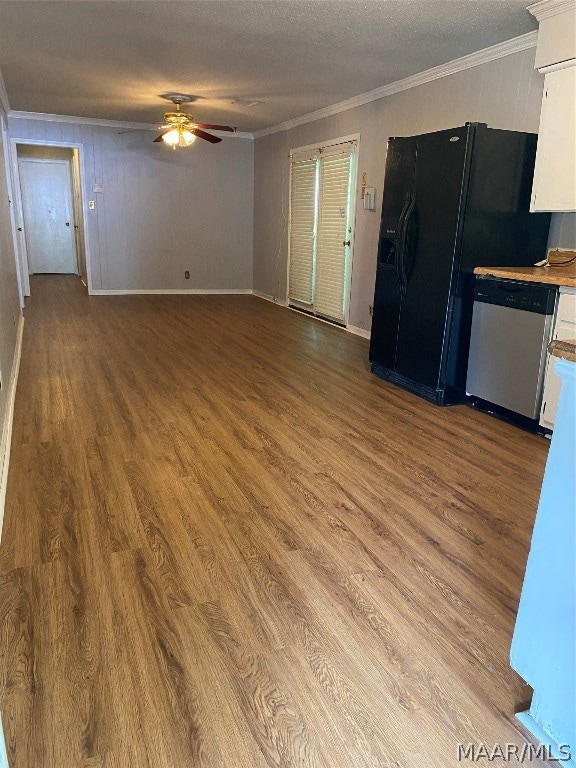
[193,128,222,144]
[195,124,235,132]
[153,131,169,143]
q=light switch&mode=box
[363,187,376,211]
[88,200,95,210]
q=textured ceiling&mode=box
[0,1,537,133]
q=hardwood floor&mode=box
[0,275,550,767]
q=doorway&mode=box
[12,142,89,293]
[288,136,358,325]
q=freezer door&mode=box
[369,137,416,367]
[394,125,472,388]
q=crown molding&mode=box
[7,110,253,139]
[8,111,158,130]
[0,69,10,116]
[527,0,576,21]
[254,31,538,139]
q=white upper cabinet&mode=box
[529,0,576,69]
[531,64,576,212]
[528,0,576,212]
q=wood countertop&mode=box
[549,339,576,363]
[473,250,576,288]
[473,263,576,287]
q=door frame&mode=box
[9,138,93,295]
[0,116,24,307]
[71,148,88,284]
[286,133,360,327]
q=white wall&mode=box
[253,46,576,333]
[0,109,22,527]
[548,211,576,252]
[9,118,254,292]
[0,118,19,385]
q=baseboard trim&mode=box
[251,290,288,306]
[0,315,24,542]
[90,288,253,296]
[252,293,371,339]
[347,324,371,340]
[85,288,370,337]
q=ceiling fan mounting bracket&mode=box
[160,93,194,105]
[164,111,192,125]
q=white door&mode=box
[19,158,78,273]
[314,152,354,321]
[288,141,356,324]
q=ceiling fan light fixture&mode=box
[154,96,231,147]
[162,128,181,146]
[179,129,196,146]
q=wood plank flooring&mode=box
[0,275,550,767]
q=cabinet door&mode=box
[540,294,576,430]
[531,65,576,213]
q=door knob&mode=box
[65,222,70,226]
[343,240,351,246]
[17,227,22,232]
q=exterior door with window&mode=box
[288,140,356,324]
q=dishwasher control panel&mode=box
[474,278,557,315]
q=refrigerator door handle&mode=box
[401,194,416,290]
[397,192,416,294]
[396,193,412,292]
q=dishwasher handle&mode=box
[474,277,557,315]
[496,282,525,293]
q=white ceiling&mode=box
[0,1,537,133]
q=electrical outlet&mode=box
[184,270,190,279]
[369,304,374,316]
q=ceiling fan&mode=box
[153,95,235,147]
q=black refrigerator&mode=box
[369,122,551,405]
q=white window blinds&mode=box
[288,141,355,323]
[288,158,317,306]
[314,151,353,321]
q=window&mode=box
[288,138,357,324]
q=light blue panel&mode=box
[0,713,8,768]
[511,358,576,759]
[516,712,575,767]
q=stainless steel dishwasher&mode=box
[466,277,557,421]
